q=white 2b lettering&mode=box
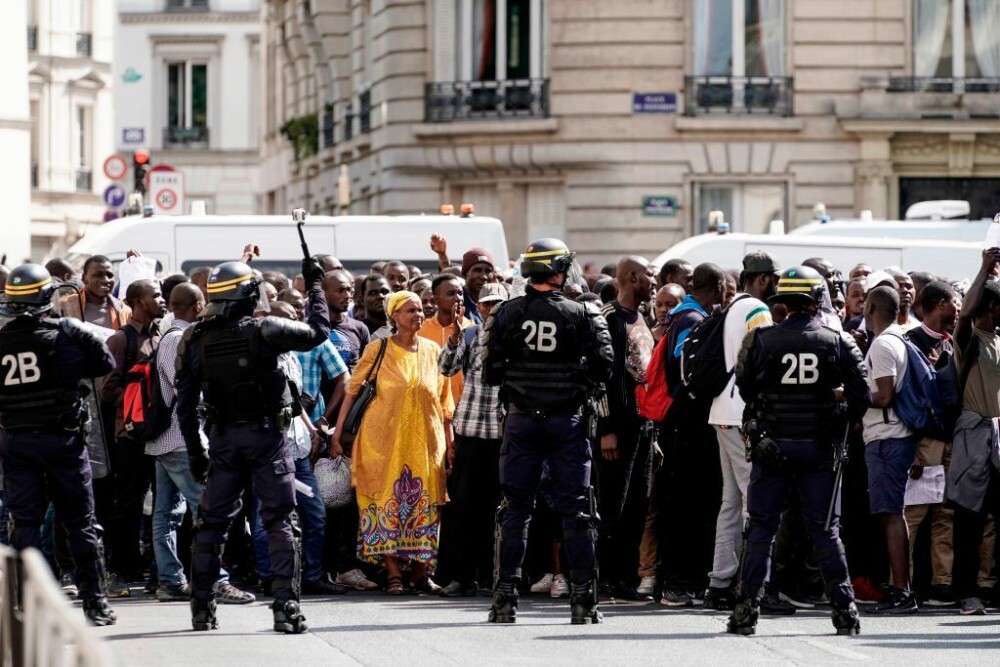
[779,352,819,385]
[523,321,558,352]
[2,352,41,386]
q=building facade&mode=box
[28,0,115,260]
[260,0,1000,265]
[0,1,32,264]
[115,0,260,215]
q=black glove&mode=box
[188,448,210,484]
[301,257,324,289]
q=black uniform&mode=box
[0,314,115,620]
[175,267,329,631]
[483,284,613,621]
[734,311,868,630]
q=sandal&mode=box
[413,576,442,595]
[386,575,404,596]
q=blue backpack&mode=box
[883,331,944,434]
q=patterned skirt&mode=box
[357,464,441,565]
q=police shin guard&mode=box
[727,597,759,636]
[82,596,117,627]
[570,582,603,625]
[191,598,219,631]
[272,599,309,634]
[832,601,861,636]
[489,582,518,624]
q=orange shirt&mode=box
[418,315,472,410]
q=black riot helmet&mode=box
[520,238,576,284]
[0,263,56,317]
[768,265,826,308]
[206,261,260,303]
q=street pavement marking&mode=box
[804,638,870,661]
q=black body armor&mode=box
[0,321,83,430]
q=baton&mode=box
[824,420,851,532]
[292,208,310,259]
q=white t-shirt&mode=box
[709,294,773,426]
[862,324,913,443]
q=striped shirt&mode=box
[146,319,206,456]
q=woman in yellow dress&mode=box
[332,290,454,594]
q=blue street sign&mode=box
[632,92,677,114]
[103,183,127,208]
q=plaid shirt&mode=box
[296,339,348,422]
[439,326,503,440]
[146,319,207,457]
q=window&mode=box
[166,61,208,144]
[76,0,92,57]
[694,182,786,235]
[75,106,92,191]
[166,0,209,9]
[30,100,39,188]
[693,0,785,78]
[457,0,543,81]
[914,0,1000,78]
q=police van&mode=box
[65,212,510,277]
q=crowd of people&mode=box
[0,231,998,631]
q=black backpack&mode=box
[122,326,178,443]
[680,295,750,401]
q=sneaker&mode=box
[852,576,883,604]
[530,573,554,594]
[302,575,350,596]
[214,582,256,605]
[925,584,955,607]
[660,588,694,607]
[550,574,570,599]
[440,580,478,597]
[867,587,918,615]
[703,586,735,611]
[760,591,797,616]
[959,596,986,615]
[105,573,131,599]
[778,590,816,609]
[335,568,380,591]
[60,573,78,598]
[157,582,192,602]
[613,582,654,602]
[637,576,656,597]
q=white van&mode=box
[790,218,991,243]
[65,214,511,277]
[651,232,982,281]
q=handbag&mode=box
[343,338,388,435]
[314,456,353,509]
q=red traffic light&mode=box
[133,149,150,165]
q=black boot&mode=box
[488,583,518,623]
[82,597,117,626]
[191,598,218,631]
[570,583,603,625]
[832,601,861,636]
[272,599,308,634]
[727,597,759,635]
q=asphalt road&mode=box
[90,590,1000,666]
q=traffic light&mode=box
[133,149,150,195]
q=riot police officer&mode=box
[176,258,328,633]
[730,266,868,636]
[482,238,613,624]
[0,264,117,625]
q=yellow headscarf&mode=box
[385,290,420,318]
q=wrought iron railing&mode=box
[164,125,209,145]
[322,107,337,148]
[343,107,354,142]
[425,78,550,123]
[684,76,793,116]
[359,91,371,134]
[887,77,1000,94]
[76,32,92,57]
[27,26,37,52]
[30,164,38,188]
[75,169,92,191]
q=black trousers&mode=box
[107,436,153,578]
[449,435,501,586]
[952,467,1000,600]
[595,422,650,588]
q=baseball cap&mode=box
[478,282,509,303]
[462,247,495,275]
[865,270,898,292]
[742,251,780,274]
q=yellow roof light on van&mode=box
[460,203,475,217]
[440,204,455,215]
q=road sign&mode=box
[103,154,128,181]
[103,184,127,208]
[149,171,185,215]
[642,195,678,216]
[122,128,145,144]
[632,92,677,114]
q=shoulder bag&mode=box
[343,338,389,435]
